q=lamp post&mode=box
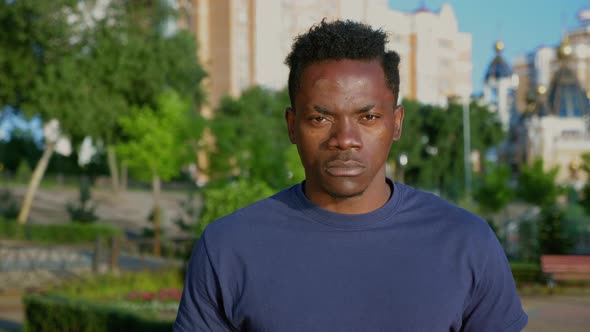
[463,98,472,199]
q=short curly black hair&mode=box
[285,19,401,105]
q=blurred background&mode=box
[0,0,589,331]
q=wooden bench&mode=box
[540,255,590,286]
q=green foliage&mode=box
[66,177,98,223]
[392,100,504,200]
[516,159,560,207]
[473,163,513,214]
[117,90,204,182]
[209,87,297,190]
[16,159,33,182]
[509,262,543,285]
[24,294,173,332]
[0,189,19,219]
[285,144,305,184]
[0,222,121,244]
[538,205,575,255]
[0,0,79,108]
[0,127,42,172]
[518,221,540,262]
[50,269,182,301]
[26,269,183,331]
[198,179,274,237]
[18,1,207,147]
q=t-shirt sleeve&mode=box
[461,228,528,332]
[174,235,236,332]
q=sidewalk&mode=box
[522,295,590,332]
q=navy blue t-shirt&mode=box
[175,181,527,331]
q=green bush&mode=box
[510,261,543,285]
[24,295,173,332]
[16,159,32,182]
[198,178,274,237]
[0,222,121,244]
[66,177,98,223]
[52,269,183,301]
[0,189,19,219]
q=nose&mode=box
[328,118,362,150]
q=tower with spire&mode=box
[483,40,518,132]
[509,33,590,187]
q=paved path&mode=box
[522,295,590,332]
[2,294,589,331]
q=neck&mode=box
[304,177,392,214]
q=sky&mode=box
[388,0,588,94]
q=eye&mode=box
[311,116,327,123]
[362,114,379,121]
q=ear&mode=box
[392,105,404,141]
[285,106,296,144]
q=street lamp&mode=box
[462,98,472,199]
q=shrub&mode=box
[25,270,183,331]
[16,159,32,182]
[66,177,98,223]
[198,178,274,237]
[0,222,121,244]
[0,189,19,219]
[510,262,543,286]
[53,269,183,301]
[24,295,173,332]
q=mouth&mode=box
[324,160,366,177]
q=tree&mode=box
[474,164,513,215]
[391,100,504,200]
[0,0,79,109]
[0,128,42,173]
[8,0,206,223]
[516,159,560,207]
[25,0,206,193]
[116,90,205,256]
[538,206,574,255]
[208,87,297,190]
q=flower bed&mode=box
[24,269,185,330]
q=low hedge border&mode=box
[24,294,173,332]
[510,262,543,286]
[0,221,121,244]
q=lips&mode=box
[324,159,366,177]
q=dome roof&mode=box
[547,65,589,117]
[485,41,512,81]
[544,37,589,117]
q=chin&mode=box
[322,179,366,199]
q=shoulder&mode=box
[201,184,299,246]
[396,183,493,243]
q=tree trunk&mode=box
[17,142,56,224]
[120,161,128,192]
[107,146,119,193]
[152,173,161,257]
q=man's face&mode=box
[286,59,404,200]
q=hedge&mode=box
[24,295,173,332]
[510,261,543,285]
[0,221,121,244]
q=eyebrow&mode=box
[312,104,376,115]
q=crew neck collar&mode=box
[291,178,404,229]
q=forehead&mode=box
[296,59,392,104]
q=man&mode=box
[175,20,527,331]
